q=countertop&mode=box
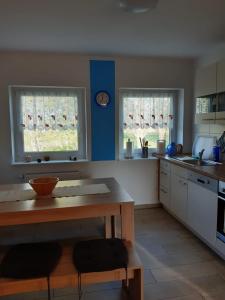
[155,154,225,182]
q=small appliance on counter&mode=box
[213,145,221,162]
[125,138,133,159]
[156,140,165,154]
[166,142,177,156]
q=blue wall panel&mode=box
[90,60,115,161]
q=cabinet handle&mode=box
[160,188,167,194]
[197,178,205,184]
[160,171,167,176]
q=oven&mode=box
[217,181,225,243]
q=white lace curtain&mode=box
[15,87,83,131]
[120,89,175,130]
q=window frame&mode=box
[119,88,177,158]
[9,85,87,163]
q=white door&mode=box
[171,174,188,222]
[187,181,217,245]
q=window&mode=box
[9,86,86,163]
[119,89,177,157]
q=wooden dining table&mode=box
[0,177,135,243]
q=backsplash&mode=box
[193,122,225,160]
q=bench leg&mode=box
[124,269,143,300]
[104,216,116,238]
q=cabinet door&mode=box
[217,59,225,93]
[159,161,171,209]
[160,169,170,189]
[187,181,217,245]
[195,63,217,97]
[171,174,188,222]
[159,186,170,209]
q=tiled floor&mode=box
[1,208,225,299]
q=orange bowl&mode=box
[29,177,59,196]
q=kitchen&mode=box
[0,1,225,300]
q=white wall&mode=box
[0,51,194,205]
[197,42,225,67]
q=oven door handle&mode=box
[218,195,225,201]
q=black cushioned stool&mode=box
[0,242,62,300]
[73,238,128,299]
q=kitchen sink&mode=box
[181,159,215,166]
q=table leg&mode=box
[104,216,116,238]
[121,203,134,243]
[104,216,111,238]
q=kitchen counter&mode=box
[155,154,225,182]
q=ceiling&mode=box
[0,0,224,58]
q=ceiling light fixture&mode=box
[119,0,158,13]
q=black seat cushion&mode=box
[73,238,128,273]
[0,242,62,279]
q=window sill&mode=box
[11,159,89,166]
[118,156,158,161]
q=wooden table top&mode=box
[0,177,134,216]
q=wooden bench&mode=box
[0,241,143,300]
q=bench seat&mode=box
[0,240,143,300]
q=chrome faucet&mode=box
[197,149,205,165]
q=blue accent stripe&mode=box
[90,60,115,161]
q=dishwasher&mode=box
[187,171,218,245]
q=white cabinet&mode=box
[171,174,188,222]
[170,165,188,222]
[187,178,218,246]
[217,59,225,93]
[195,63,217,97]
[195,61,225,124]
[159,160,171,209]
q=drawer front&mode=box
[160,160,171,172]
[159,186,170,208]
[160,169,170,188]
[171,164,188,179]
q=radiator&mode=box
[23,171,82,182]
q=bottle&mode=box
[125,139,133,159]
[213,145,220,162]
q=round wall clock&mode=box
[95,91,110,108]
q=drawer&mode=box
[160,169,170,188]
[171,164,188,179]
[160,160,171,172]
[159,186,170,209]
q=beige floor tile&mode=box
[136,244,215,269]
[144,280,201,300]
[169,295,204,300]
[188,274,225,297]
[85,281,121,292]
[204,287,225,300]
[144,268,157,284]
[84,288,126,300]
[151,260,225,282]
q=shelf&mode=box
[11,159,89,166]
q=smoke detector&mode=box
[119,0,158,13]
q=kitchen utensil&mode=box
[29,177,59,197]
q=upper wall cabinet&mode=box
[217,59,225,93]
[195,63,217,97]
